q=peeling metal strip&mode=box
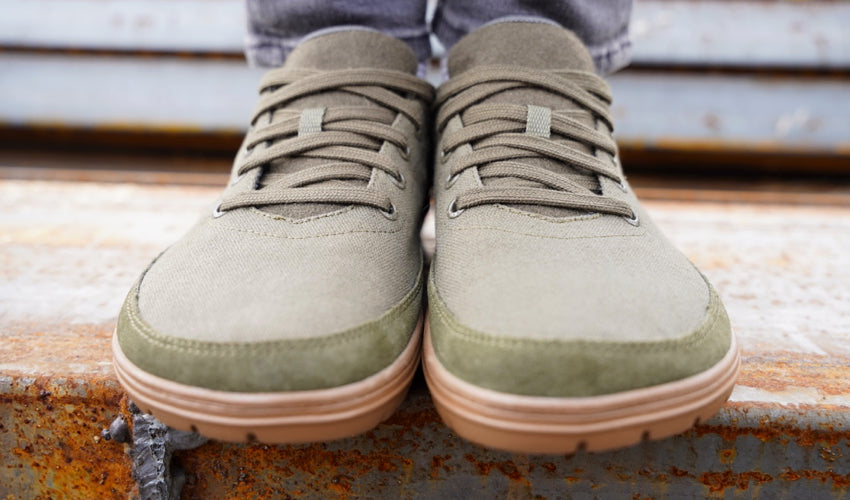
[1,53,848,154]
[631,1,850,69]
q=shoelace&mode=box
[435,65,636,221]
[217,68,434,217]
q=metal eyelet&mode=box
[212,203,226,218]
[446,172,460,188]
[447,198,465,219]
[623,211,640,226]
[230,172,246,186]
[615,178,628,193]
[380,203,398,220]
[439,149,451,164]
[399,144,411,160]
[390,171,406,190]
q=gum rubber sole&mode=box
[423,319,741,454]
[112,315,422,444]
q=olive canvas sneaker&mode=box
[424,21,740,454]
[112,29,434,443]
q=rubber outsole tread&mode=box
[423,318,740,454]
[112,317,423,444]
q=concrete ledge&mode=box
[2,179,850,497]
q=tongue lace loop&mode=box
[435,65,634,218]
[219,68,433,214]
[254,68,432,127]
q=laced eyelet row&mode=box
[439,148,451,164]
[214,199,402,221]
[445,199,639,227]
[447,198,464,219]
[380,203,398,220]
[390,171,407,190]
[611,155,628,192]
[443,143,458,187]
[615,178,628,193]
[230,172,246,187]
[445,172,460,188]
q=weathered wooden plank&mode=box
[2,53,848,160]
[2,178,850,496]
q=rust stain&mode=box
[737,352,850,396]
[1,373,134,497]
[637,466,668,484]
[820,446,841,463]
[540,462,557,474]
[368,402,441,463]
[463,454,529,484]
[383,404,442,428]
[327,474,355,495]
[175,421,428,498]
[606,464,633,482]
[780,468,850,488]
[669,467,690,478]
[671,466,775,493]
[430,454,452,479]
[698,470,773,493]
[693,402,850,448]
[564,467,584,484]
[718,448,737,465]
[0,321,116,371]
[666,466,850,494]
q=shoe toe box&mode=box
[429,229,734,397]
[116,218,423,392]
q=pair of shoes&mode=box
[113,22,740,453]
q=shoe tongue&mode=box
[284,29,418,73]
[258,30,417,218]
[448,22,599,217]
[448,21,594,75]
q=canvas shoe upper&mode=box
[113,30,434,443]
[425,21,739,453]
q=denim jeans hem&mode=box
[587,29,632,75]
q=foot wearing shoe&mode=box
[113,29,434,443]
[424,20,740,454]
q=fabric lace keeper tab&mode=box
[298,107,326,136]
[525,105,551,138]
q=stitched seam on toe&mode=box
[125,266,423,356]
[430,279,721,353]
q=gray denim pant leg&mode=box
[245,0,430,68]
[245,0,633,74]
[433,1,633,74]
